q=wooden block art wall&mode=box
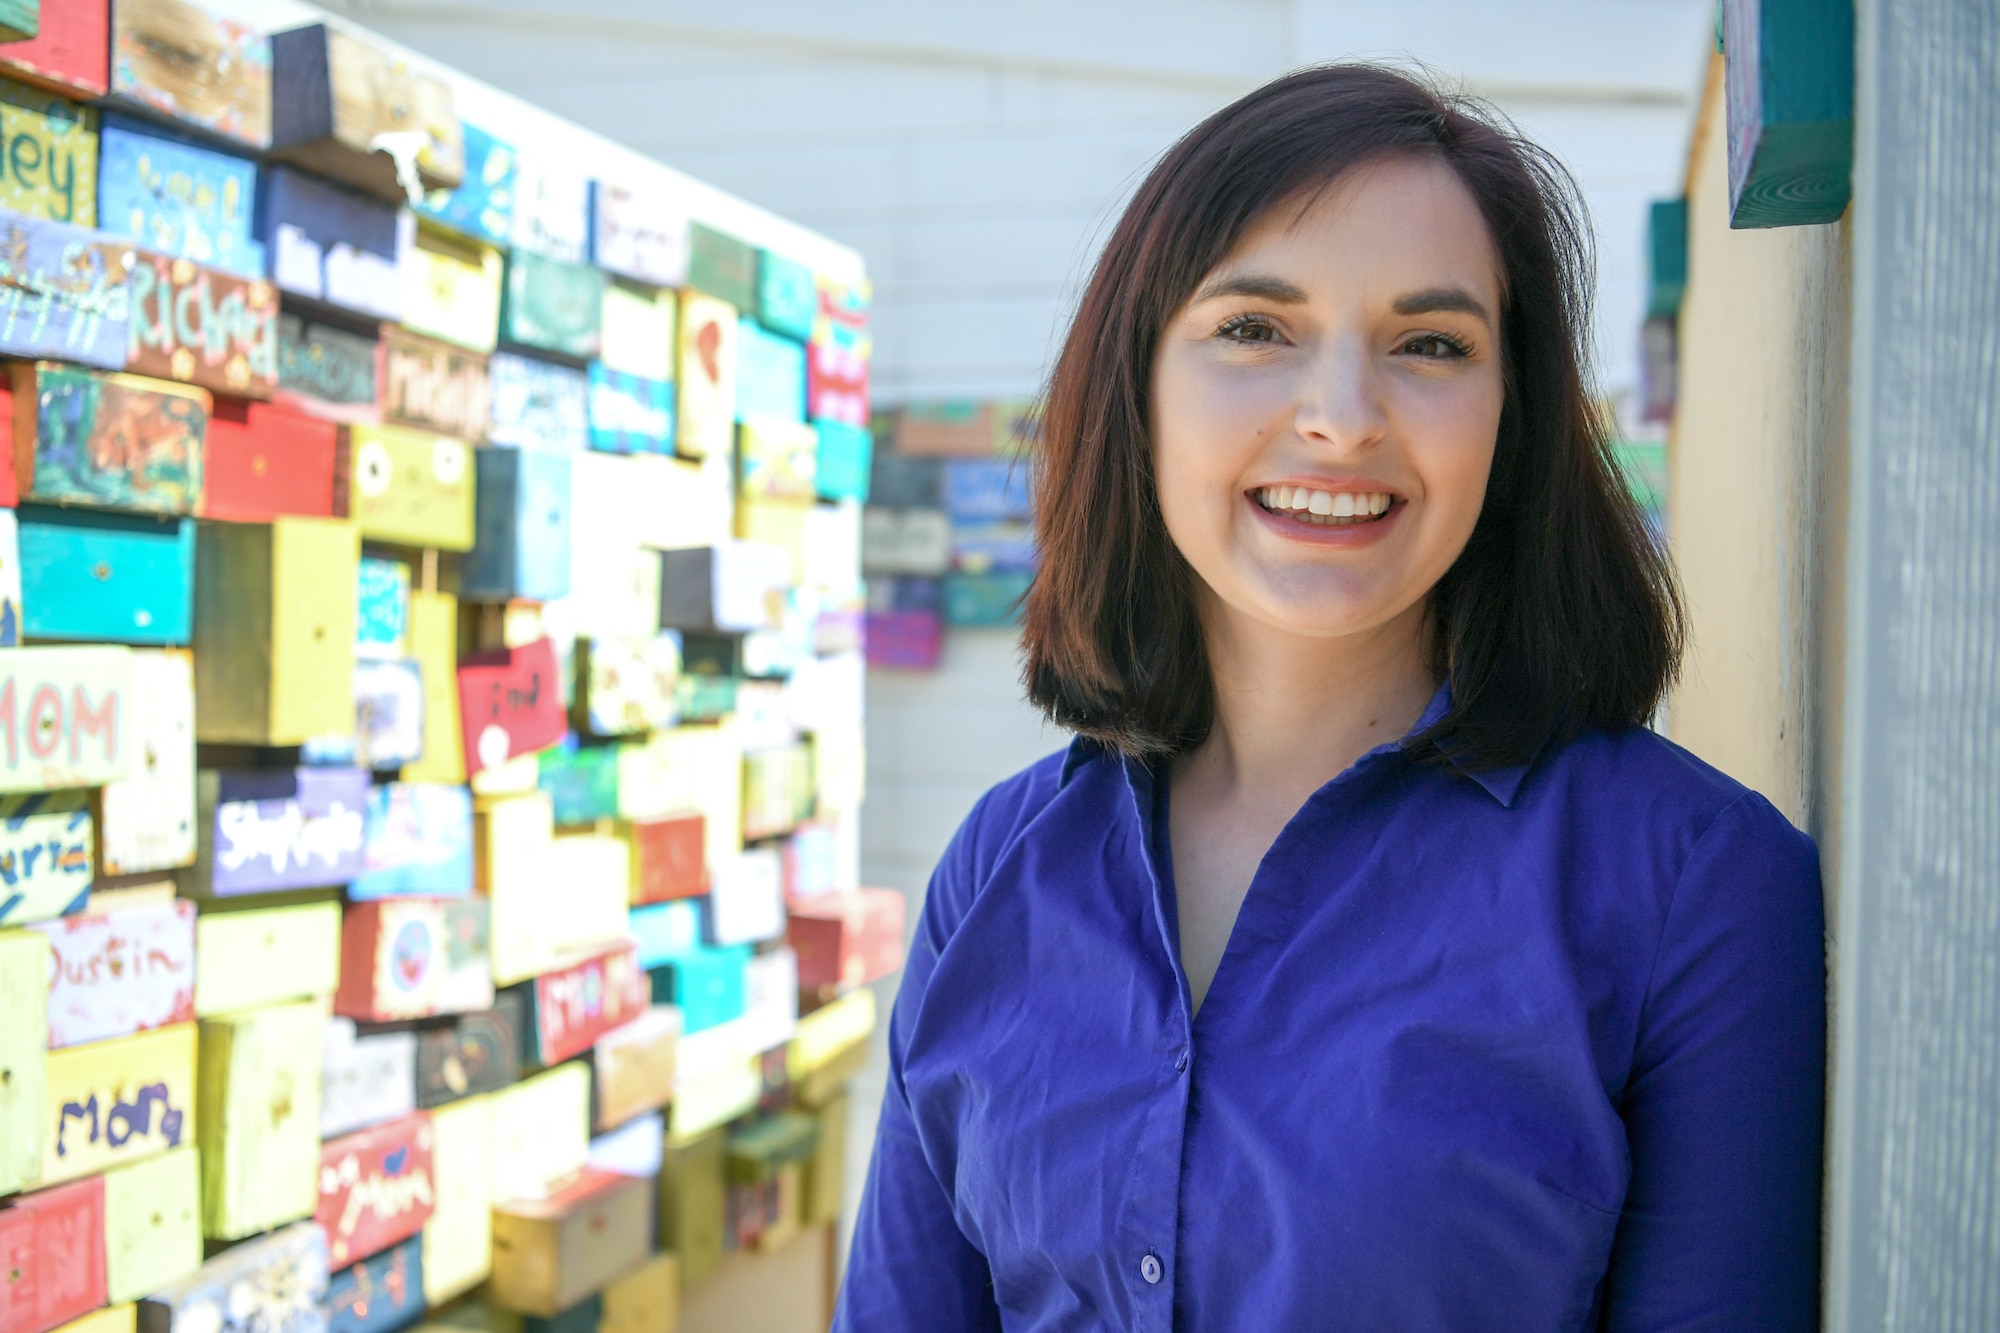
[0,4,900,1332]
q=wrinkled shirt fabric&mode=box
[835,696,1824,1331]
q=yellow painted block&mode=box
[191,518,360,744]
[193,902,341,1015]
[401,591,465,785]
[197,999,325,1240]
[51,1306,136,1333]
[344,422,478,551]
[733,498,811,585]
[43,1023,196,1186]
[104,1144,202,1302]
[803,1095,849,1229]
[0,927,51,1193]
[617,725,742,869]
[488,1064,588,1205]
[659,1130,725,1287]
[480,794,628,985]
[421,1093,493,1305]
[601,1252,679,1333]
[788,987,876,1089]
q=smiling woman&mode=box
[837,65,1824,1332]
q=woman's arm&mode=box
[1599,792,1827,1330]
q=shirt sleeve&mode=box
[1599,792,1827,1330]
[832,793,1007,1332]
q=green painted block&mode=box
[756,250,817,342]
[686,223,756,311]
[1723,0,1853,227]
[0,0,38,43]
[944,571,1031,628]
[1646,198,1688,319]
[502,250,605,360]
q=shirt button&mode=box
[1140,1253,1163,1285]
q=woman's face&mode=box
[1150,155,1506,651]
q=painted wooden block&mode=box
[685,223,755,311]
[262,167,404,321]
[733,499,810,585]
[341,423,475,551]
[0,925,49,1193]
[196,999,324,1239]
[522,941,648,1067]
[587,1107,664,1183]
[740,954,797,1072]
[941,456,1030,522]
[201,399,339,522]
[190,901,340,1014]
[0,510,19,645]
[488,1061,588,1204]
[268,24,463,203]
[591,1005,678,1133]
[186,768,367,896]
[320,1018,416,1139]
[316,1112,435,1267]
[598,1252,675,1333]
[0,645,132,794]
[16,363,207,514]
[755,250,815,344]
[534,745,618,827]
[400,590,463,786]
[0,1175,107,1333]
[790,887,905,1001]
[102,1144,200,1303]
[486,353,586,455]
[0,1,33,44]
[951,521,1035,576]
[589,181,686,288]
[463,448,571,602]
[276,313,380,424]
[326,1234,421,1333]
[806,295,868,430]
[658,1130,724,1285]
[0,0,109,100]
[335,897,492,1022]
[379,326,489,443]
[624,813,705,905]
[945,570,1031,627]
[500,250,602,361]
[620,724,741,868]
[0,212,132,368]
[190,516,358,744]
[509,155,587,264]
[739,418,817,502]
[0,789,91,926]
[814,419,871,503]
[413,1001,518,1109]
[861,507,949,575]
[657,542,788,633]
[135,1219,329,1333]
[16,506,193,645]
[711,846,786,945]
[734,319,806,425]
[477,792,626,986]
[418,1093,490,1304]
[96,116,260,277]
[674,293,736,461]
[43,1021,194,1187]
[354,658,425,771]
[399,228,500,354]
[355,557,409,658]
[585,363,673,457]
[106,0,268,148]
[597,281,674,382]
[33,896,194,1047]
[456,637,563,777]
[413,122,513,249]
[574,635,679,738]
[867,453,939,510]
[781,823,839,903]
[1723,0,1853,228]
[647,945,748,1036]
[489,1168,652,1318]
[788,986,875,1102]
[51,1306,135,1333]
[352,783,474,901]
[0,76,95,225]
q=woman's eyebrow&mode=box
[1191,273,1309,305]
[1393,286,1493,328]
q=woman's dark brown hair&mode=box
[1022,63,1683,766]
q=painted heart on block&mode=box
[384,1144,410,1175]
[696,318,722,384]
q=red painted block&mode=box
[316,1112,436,1269]
[201,398,340,522]
[529,941,649,1067]
[455,636,565,777]
[0,372,16,508]
[334,897,493,1023]
[629,813,706,905]
[0,0,110,99]
[0,1175,106,1333]
[787,887,907,1000]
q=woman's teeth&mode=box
[1255,486,1393,525]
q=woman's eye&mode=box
[1216,315,1282,344]
[1398,333,1472,359]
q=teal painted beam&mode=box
[0,0,36,43]
[1723,0,1854,227]
[1647,198,1689,319]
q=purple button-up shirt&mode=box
[837,698,1824,1330]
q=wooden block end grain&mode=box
[196,1000,325,1241]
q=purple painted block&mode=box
[201,766,369,895]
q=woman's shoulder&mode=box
[946,743,1081,877]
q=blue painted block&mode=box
[355,557,410,658]
[326,1234,424,1333]
[413,122,516,249]
[18,505,194,644]
[462,447,572,601]
[0,211,133,369]
[586,362,674,456]
[951,522,1037,575]
[96,114,263,280]
[350,782,475,901]
[631,898,704,970]
[734,317,806,424]
[941,457,1032,523]
[489,352,588,454]
[260,166,404,321]
[647,943,750,1034]
[756,249,817,343]
[815,419,872,503]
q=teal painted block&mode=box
[815,420,872,503]
[19,505,195,644]
[1646,198,1688,319]
[686,222,756,311]
[944,571,1030,629]
[647,943,749,1034]
[586,363,674,456]
[356,557,410,657]
[463,448,572,602]
[756,250,816,343]
[501,250,605,360]
[735,318,806,424]
[1723,0,1853,227]
[630,898,703,969]
[537,744,619,826]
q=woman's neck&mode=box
[1180,595,1438,807]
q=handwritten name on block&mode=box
[125,252,277,397]
[316,1113,436,1268]
[0,78,97,226]
[379,326,488,443]
[589,181,687,288]
[455,637,564,776]
[275,313,378,423]
[33,898,196,1048]
[194,767,367,895]
[326,1234,421,1333]
[0,790,93,927]
[527,942,649,1067]
[42,1023,195,1186]
[0,211,133,368]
